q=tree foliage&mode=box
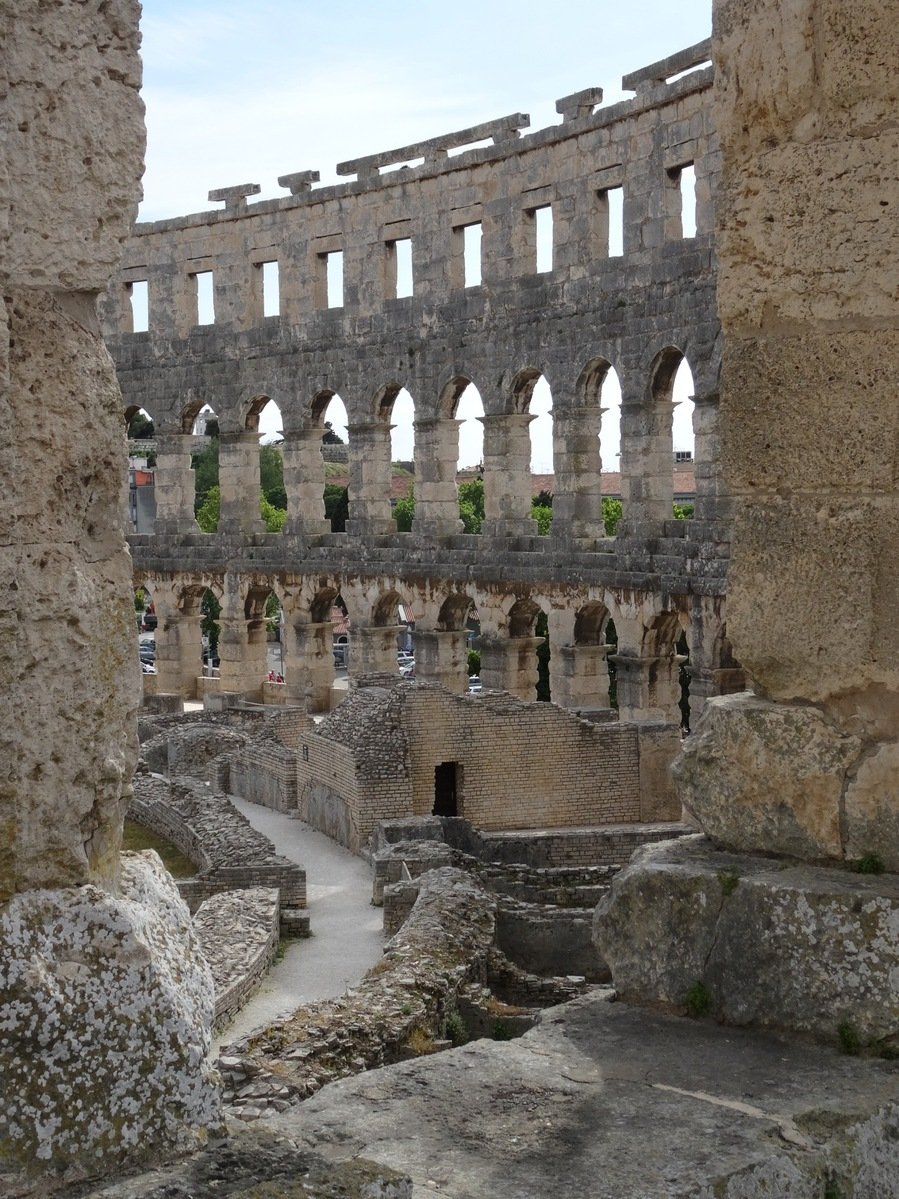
[196,485,286,533]
[192,438,219,513]
[260,444,287,509]
[128,411,154,439]
[394,486,415,532]
[324,484,349,532]
[457,478,485,534]
[602,498,623,535]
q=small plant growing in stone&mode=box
[400,1004,412,1017]
[491,1017,516,1041]
[837,1020,862,1055]
[853,853,885,875]
[406,1026,438,1056]
[443,1010,468,1047]
[717,870,740,896]
[685,981,712,1019]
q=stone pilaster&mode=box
[551,643,614,712]
[618,389,673,530]
[345,421,395,536]
[282,426,330,536]
[352,625,402,678]
[478,634,543,699]
[611,650,685,724]
[550,406,604,541]
[153,431,197,534]
[283,620,335,711]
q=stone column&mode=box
[216,586,266,700]
[411,416,463,538]
[690,388,732,523]
[551,643,613,712]
[283,620,335,711]
[0,3,219,1183]
[282,425,330,536]
[611,650,685,724]
[550,407,604,541]
[153,607,203,704]
[478,634,543,700]
[153,431,197,533]
[479,413,537,538]
[413,629,469,693]
[618,388,673,531]
[346,421,395,536]
[352,625,402,678]
[218,431,265,535]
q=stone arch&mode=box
[437,592,476,632]
[509,366,544,415]
[574,600,611,645]
[372,589,403,627]
[310,585,341,624]
[242,392,273,433]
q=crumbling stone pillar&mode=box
[152,430,197,534]
[411,416,464,538]
[551,644,613,712]
[413,629,468,693]
[283,620,335,711]
[218,430,265,535]
[281,425,330,536]
[478,634,543,699]
[550,406,604,541]
[479,413,537,538]
[352,625,402,678]
[618,386,672,530]
[216,591,266,701]
[153,603,203,704]
[346,420,395,536]
[0,1,219,1186]
[611,650,684,724]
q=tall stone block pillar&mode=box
[551,643,613,712]
[414,629,469,693]
[153,606,203,704]
[611,650,684,724]
[346,421,395,536]
[0,2,219,1185]
[153,431,197,534]
[411,417,463,538]
[479,635,543,700]
[550,407,604,541]
[352,625,402,678]
[216,583,265,700]
[283,620,335,711]
[618,391,673,530]
[282,426,330,536]
[218,431,265,535]
[479,414,537,538]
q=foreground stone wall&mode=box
[0,7,222,1185]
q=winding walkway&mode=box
[213,797,384,1050]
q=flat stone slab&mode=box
[263,992,899,1198]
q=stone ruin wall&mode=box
[101,41,748,734]
[296,684,680,852]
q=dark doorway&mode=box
[433,761,461,817]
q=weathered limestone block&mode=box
[672,693,863,860]
[595,836,899,1041]
[0,288,139,898]
[844,741,899,872]
[0,852,221,1187]
[2,0,145,289]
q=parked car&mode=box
[468,675,482,693]
[138,642,155,664]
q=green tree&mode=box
[458,478,484,534]
[260,443,287,509]
[324,484,349,532]
[192,438,220,513]
[201,589,220,656]
[467,649,481,677]
[260,493,286,532]
[128,411,154,439]
[602,498,623,535]
[196,485,220,532]
[673,502,695,520]
[531,503,553,536]
[394,486,415,532]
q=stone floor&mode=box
[69,990,899,1198]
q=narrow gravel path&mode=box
[213,797,384,1050]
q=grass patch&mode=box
[853,853,885,875]
[837,1020,862,1056]
[685,981,712,1019]
[406,1026,438,1056]
[122,819,197,878]
[717,870,740,897]
[443,1010,468,1047]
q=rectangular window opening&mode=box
[679,163,697,238]
[394,238,413,298]
[261,261,280,317]
[129,279,148,332]
[605,187,624,257]
[463,223,482,287]
[194,271,215,325]
[324,251,344,308]
[534,205,553,274]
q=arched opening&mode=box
[508,596,551,702]
[243,395,287,529]
[329,593,350,673]
[135,583,156,676]
[436,592,479,691]
[199,587,221,675]
[125,406,157,532]
[379,386,415,529]
[650,348,696,519]
[183,401,220,531]
[566,600,615,711]
[313,392,349,531]
[447,378,485,534]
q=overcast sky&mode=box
[137,1,710,467]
